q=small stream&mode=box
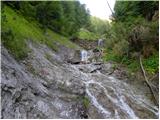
[71,63,158,118]
[69,49,159,119]
[2,43,159,119]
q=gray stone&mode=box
[1,42,158,119]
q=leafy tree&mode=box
[3,1,91,36]
[113,1,159,22]
[88,16,110,35]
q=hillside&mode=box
[1,1,159,119]
[2,6,80,60]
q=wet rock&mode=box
[71,38,97,50]
[67,50,81,64]
[57,44,77,62]
[1,42,159,119]
[100,63,113,74]
[1,44,87,119]
[75,64,102,73]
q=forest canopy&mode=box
[3,1,90,37]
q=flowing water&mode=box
[80,50,88,62]
[70,63,159,119]
[2,43,159,119]
[98,39,103,47]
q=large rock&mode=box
[1,44,86,119]
[1,42,159,119]
[67,50,81,64]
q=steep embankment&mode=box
[2,41,159,119]
[1,6,159,119]
[2,6,80,60]
[1,42,87,119]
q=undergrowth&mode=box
[103,50,159,75]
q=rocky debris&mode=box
[1,42,159,119]
[71,38,97,50]
[56,44,76,62]
[100,63,113,74]
[1,44,86,119]
[74,64,102,73]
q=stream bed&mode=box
[1,42,159,119]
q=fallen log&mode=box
[139,55,158,106]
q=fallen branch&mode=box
[139,55,158,106]
[108,69,115,75]
[149,73,159,82]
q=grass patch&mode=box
[78,28,100,41]
[76,96,90,109]
[103,50,158,74]
[2,6,79,60]
[102,50,122,63]
[103,51,140,72]
[82,96,90,109]
[46,29,79,49]
[143,52,159,74]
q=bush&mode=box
[143,52,159,74]
[78,28,100,40]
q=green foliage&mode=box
[103,50,158,74]
[76,96,90,109]
[143,52,159,74]
[1,28,29,60]
[113,1,159,22]
[36,1,63,32]
[105,22,129,57]
[112,64,118,70]
[88,16,110,35]
[3,1,90,37]
[103,1,159,75]
[125,60,139,73]
[103,51,139,72]
[113,40,129,57]
[78,28,100,40]
[61,1,90,36]
[103,50,121,62]
[1,6,79,60]
[82,96,90,109]
[76,16,111,40]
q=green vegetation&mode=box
[143,52,159,74]
[1,1,159,76]
[88,16,110,36]
[78,28,100,40]
[76,96,90,109]
[4,1,90,37]
[77,16,110,41]
[82,96,90,108]
[103,50,158,74]
[103,1,159,75]
[2,5,79,60]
